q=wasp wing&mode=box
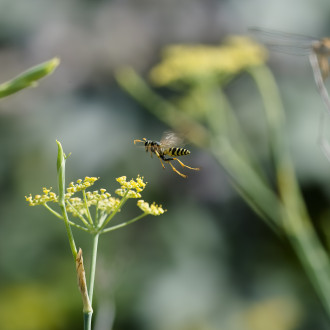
[160,131,184,148]
[249,27,317,56]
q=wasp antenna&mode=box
[134,139,145,144]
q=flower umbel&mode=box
[149,36,268,86]
[26,175,164,234]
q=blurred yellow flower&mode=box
[149,36,268,86]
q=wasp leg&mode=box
[167,161,187,178]
[173,158,200,171]
[159,155,187,178]
[155,151,166,169]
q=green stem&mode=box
[211,138,282,233]
[101,213,148,234]
[67,223,89,232]
[57,141,77,259]
[83,312,92,330]
[43,203,63,219]
[89,233,100,306]
[94,203,100,226]
[59,203,77,258]
[212,88,266,180]
[83,190,94,225]
[43,204,89,231]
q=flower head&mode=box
[26,174,165,233]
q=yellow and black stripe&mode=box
[167,147,190,157]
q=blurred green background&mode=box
[2,0,330,329]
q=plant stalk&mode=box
[89,233,100,306]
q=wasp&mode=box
[134,132,200,178]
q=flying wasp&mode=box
[134,132,200,178]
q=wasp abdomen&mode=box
[168,147,190,156]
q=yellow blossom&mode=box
[137,200,166,216]
[66,177,99,195]
[116,176,127,186]
[25,187,58,206]
[115,175,146,198]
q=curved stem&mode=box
[249,65,330,317]
[43,203,63,219]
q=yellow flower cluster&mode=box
[25,187,57,206]
[115,175,147,198]
[25,177,99,207]
[66,189,121,217]
[26,175,166,225]
[66,177,99,196]
[149,36,268,86]
[137,200,166,216]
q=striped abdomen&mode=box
[167,147,190,157]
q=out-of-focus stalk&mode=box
[0,58,60,98]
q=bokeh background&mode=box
[2,0,330,329]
